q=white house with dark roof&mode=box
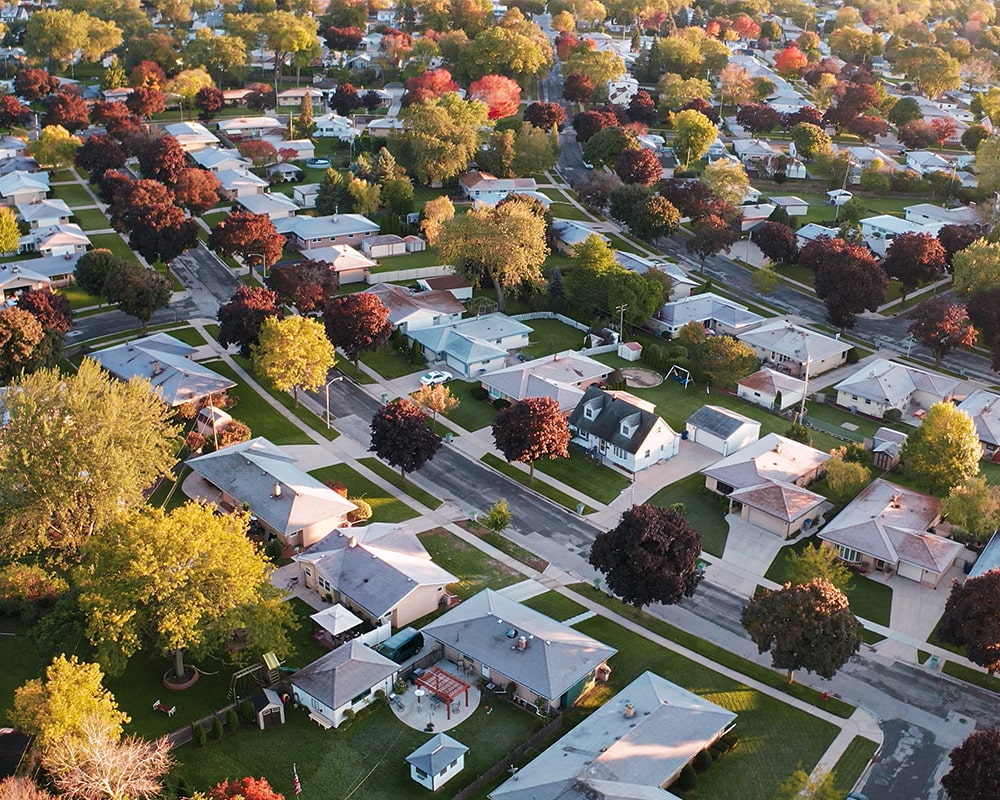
[685,405,760,456]
[956,388,1000,458]
[702,432,830,538]
[737,367,806,411]
[293,523,457,629]
[613,251,697,299]
[290,641,398,729]
[90,333,235,408]
[819,479,963,586]
[17,198,71,229]
[236,192,299,220]
[276,213,380,251]
[458,171,537,205]
[568,386,680,473]
[480,351,611,412]
[651,292,765,337]
[363,283,464,332]
[186,438,356,549]
[488,671,736,800]
[408,313,531,378]
[406,734,468,791]
[738,320,850,378]
[834,359,959,422]
[422,589,617,712]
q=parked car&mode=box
[420,370,453,386]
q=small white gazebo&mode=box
[310,604,364,636]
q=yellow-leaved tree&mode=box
[252,315,337,406]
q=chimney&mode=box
[273,483,282,498]
[774,441,782,454]
[891,493,901,508]
[517,635,527,651]
[348,535,358,548]
[624,703,635,719]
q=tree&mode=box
[736,103,781,134]
[324,25,365,51]
[27,125,82,169]
[411,383,460,423]
[194,86,224,121]
[786,542,853,592]
[74,250,123,299]
[775,45,808,77]
[79,502,294,679]
[631,194,680,241]
[369,399,442,480]
[523,101,565,130]
[901,402,981,495]
[0,95,30,130]
[491,396,569,482]
[389,93,489,185]
[468,75,521,120]
[824,451,871,504]
[968,287,1000,371]
[510,125,557,176]
[848,114,888,143]
[700,161,749,207]
[942,728,1000,799]
[74,135,126,180]
[897,119,938,150]
[896,45,961,98]
[805,236,887,330]
[751,222,797,263]
[0,205,19,255]
[183,29,246,84]
[103,265,172,335]
[882,232,947,299]
[323,293,393,366]
[698,335,759,387]
[888,97,922,127]
[589,504,703,611]
[938,571,1000,678]
[953,238,1000,298]
[252,316,336,407]
[0,307,44,383]
[25,10,122,71]
[420,196,455,246]
[217,286,279,357]
[751,263,780,296]
[173,168,222,215]
[615,148,661,185]
[687,215,738,270]
[671,109,716,166]
[942,477,1000,544]
[938,225,981,266]
[41,90,90,134]
[437,201,547,312]
[265,260,336,314]
[562,72,595,103]
[907,296,977,367]
[741,579,861,683]
[208,777,286,800]
[13,67,60,102]
[774,768,842,800]
[961,124,989,154]
[0,777,53,800]
[627,90,656,125]
[138,135,188,186]
[125,87,165,119]
[17,288,72,369]
[789,122,831,159]
[209,211,286,269]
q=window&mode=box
[837,545,861,563]
[351,690,368,704]
[865,399,871,405]
[414,768,428,780]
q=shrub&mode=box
[674,764,698,791]
[470,384,490,401]
[493,398,511,410]
[785,422,812,445]
[845,347,860,364]
[192,723,208,747]
[693,749,713,772]
[0,564,68,620]
[347,497,373,523]
[341,708,356,728]
[211,715,224,741]
[240,700,255,724]
[883,408,902,422]
[374,689,386,703]
[265,538,283,560]
[409,339,423,365]
[226,708,240,733]
[185,431,206,453]
[717,732,740,752]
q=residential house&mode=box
[221,88,254,106]
[407,734,468,792]
[217,116,286,140]
[613,251,697,298]
[871,426,907,471]
[20,224,89,258]
[235,192,300,220]
[606,76,639,105]
[737,367,806,412]
[903,203,979,229]
[568,386,681,473]
[314,113,358,140]
[860,215,935,256]
[265,163,305,183]
[366,117,405,138]
[408,313,531,378]
[403,235,427,252]
[833,358,959,422]
[481,351,611,412]
[17,198,71,229]
[0,253,78,289]
[101,87,132,103]
[968,531,1000,579]
[90,333,236,408]
[293,523,457,628]
[362,283,465,332]
[701,432,831,538]
[956,388,1000,459]
[361,234,407,258]
[422,589,617,712]
[289,641,398,729]
[843,146,900,183]
[216,168,269,199]
[738,320,851,378]
[650,292,765,337]
[276,87,323,106]
[768,195,809,217]
[762,155,806,179]
[190,147,252,173]
[740,203,777,231]
[163,121,218,152]
[186,438,356,549]
[416,275,472,300]
[551,219,608,254]
[488,671,736,800]
[0,157,39,177]
[0,263,56,301]
[0,171,48,206]
[458,172,538,205]
[795,223,838,249]
[0,135,26,160]
[905,151,952,175]
[732,138,779,165]
[270,139,315,161]
[819,479,963,586]
[276,213,380,251]
[685,405,761,456]
[308,244,377,284]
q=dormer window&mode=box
[621,420,636,437]
[583,399,601,420]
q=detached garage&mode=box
[686,405,760,456]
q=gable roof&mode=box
[657,292,765,332]
[191,147,251,170]
[738,367,806,397]
[0,170,48,196]
[422,589,616,702]
[738,321,850,363]
[363,283,465,324]
[702,432,829,490]
[687,405,759,439]
[406,734,468,774]
[217,116,285,134]
[956,388,1000,447]
[17,198,71,223]
[728,480,826,523]
[307,244,377,273]
[215,168,269,190]
[236,192,300,216]
[834,359,959,406]
[290,640,398,710]
[275,213,380,241]
[568,385,675,455]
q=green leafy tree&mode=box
[901,402,981,495]
[104,265,172,335]
[482,498,512,533]
[657,73,713,113]
[0,360,178,559]
[314,168,349,217]
[774,768,841,800]
[369,399,442,480]
[698,334,758,387]
[786,542,853,592]
[101,58,127,90]
[741,579,861,683]
[823,451,871,504]
[78,502,296,679]
[491,396,570,482]
[896,45,961,98]
[562,47,624,89]
[953,238,1000,298]
[700,161,749,207]
[25,9,122,71]
[27,125,82,169]
[252,316,337,406]
[789,122,832,159]
[942,477,1000,544]
[511,124,557,175]
[583,126,639,168]
[672,109,716,166]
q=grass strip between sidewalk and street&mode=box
[942,660,999,694]
[455,519,549,572]
[831,736,880,796]
[358,457,443,510]
[481,453,596,514]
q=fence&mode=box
[367,265,454,284]
[449,715,564,800]
[167,702,239,749]
[356,620,392,648]
[398,646,445,682]
[511,312,589,332]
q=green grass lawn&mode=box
[199,360,313,446]
[521,591,587,621]
[455,520,548,572]
[647,472,732,558]
[523,318,589,358]
[357,457,443,511]
[331,359,377,385]
[765,536,893,626]
[572,615,840,800]
[831,736,879,796]
[60,284,104,310]
[201,210,230,229]
[443,381,498,431]
[547,200,594,222]
[417,527,522,599]
[164,326,208,347]
[371,248,444,272]
[71,207,111,231]
[89,232,141,265]
[481,453,596,514]
[804,400,889,441]
[942,660,999,693]
[533,448,631,505]
[49,182,96,207]
[308,463,418,524]
[359,346,423,380]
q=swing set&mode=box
[665,364,693,388]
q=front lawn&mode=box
[417,527,522,599]
[523,318,589,358]
[521,591,587,621]
[358,457,443,511]
[832,736,880,796]
[71,207,111,230]
[49,182,95,207]
[443,380,498,431]
[60,284,104,311]
[481,453,596,514]
[532,448,631,505]
[359,345,422,380]
[647,472,732,558]
[308,463,418,524]
[455,520,549,572]
[89,232,141,265]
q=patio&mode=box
[388,661,482,733]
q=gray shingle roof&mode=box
[290,640,398,710]
[406,733,468,775]
[686,405,756,439]
[568,386,669,456]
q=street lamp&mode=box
[248,252,267,279]
[325,375,344,429]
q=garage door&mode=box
[690,427,726,454]
[897,561,922,582]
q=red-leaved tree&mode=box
[942,729,1000,800]
[615,148,662,185]
[217,286,280,357]
[173,168,222,215]
[775,45,808,77]
[369,399,442,480]
[881,232,947,299]
[208,211,286,269]
[491,396,570,482]
[563,72,595,104]
[468,75,521,120]
[208,777,284,800]
[323,292,392,365]
[403,69,459,106]
[523,102,565,130]
[907,295,977,367]
[265,260,338,314]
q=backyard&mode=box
[523,318,589,358]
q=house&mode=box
[221,88,255,106]
[0,157,39,177]
[289,641,398,729]
[827,189,852,206]
[293,183,320,208]
[0,135,26,160]
[163,121,218,152]
[308,244,377,284]
[739,203,777,232]
[732,138,779,165]
[956,388,1000,459]
[0,264,56,300]
[216,168,269,199]
[408,313,532,378]
[186,438,356,549]
[407,734,468,792]
[819,479,964,587]
[101,87,132,103]
[17,198,71,229]
[458,171,538,205]
[606,75,639,105]
[265,163,305,183]
[0,253,78,290]
[871,426,907,471]
[685,405,761,456]
[276,87,323,106]
[314,113,358,140]
[0,171,48,206]
[271,139,315,161]
[236,192,300,220]
[276,213,380,251]
[905,151,952,175]
[613,251,697,299]
[190,147,252,172]
[293,523,457,628]
[738,320,851,378]
[416,275,472,300]
[217,116,286,140]
[481,351,611,412]
[568,386,680,473]
[860,215,935,256]
[551,219,608,254]
[701,432,830,538]
[20,224,89,258]
[422,589,617,712]
[361,234,407,258]
[650,292,765,337]
[903,203,979,229]
[968,531,1000,579]
[249,688,285,730]
[366,117,405,138]
[737,367,806,412]
[362,283,465,332]
[833,359,959,422]
[488,671,736,800]
[90,333,236,408]
[768,195,809,216]
[795,223,839,249]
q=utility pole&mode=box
[616,304,627,340]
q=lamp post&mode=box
[248,252,267,279]
[325,375,344,429]
[798,330,812,422]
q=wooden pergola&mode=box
[415,666,471,720]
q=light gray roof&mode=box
[480,351,609,410]
[872,426,907,457]
[956,389,1000,447]
[737,367,806,397]
[701,432,829,491]
[738,321,850,363]
[90,333,234,407]
[422,589,616,702]
[406,733,468,774]
[657,292,764,332]
[552,219,608,247]
[191,148,251,169]
[969,532,1000,579]
[17,198,71,222]
[187,437,356,535]
[686,404,758,439]
[835,359,959,406]
[0,253,81,280]
[216,168,269,189]
[613,251,696,288]
[276,213,379,240]
[410,314,531,367]
[290,640,398,710]
[489,671,735,800]
[236,192,299,215]
[796,223,838,242]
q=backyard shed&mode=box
[406,733,468,791]
[617,341,642,361]
[685,405,761,456]
[250,688,286,730]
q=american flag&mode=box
[293,763,302,796]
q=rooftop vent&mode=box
[505,629,518,639]
[273,483,282,498]
[348,535,358,548]
[624,703,635,719]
